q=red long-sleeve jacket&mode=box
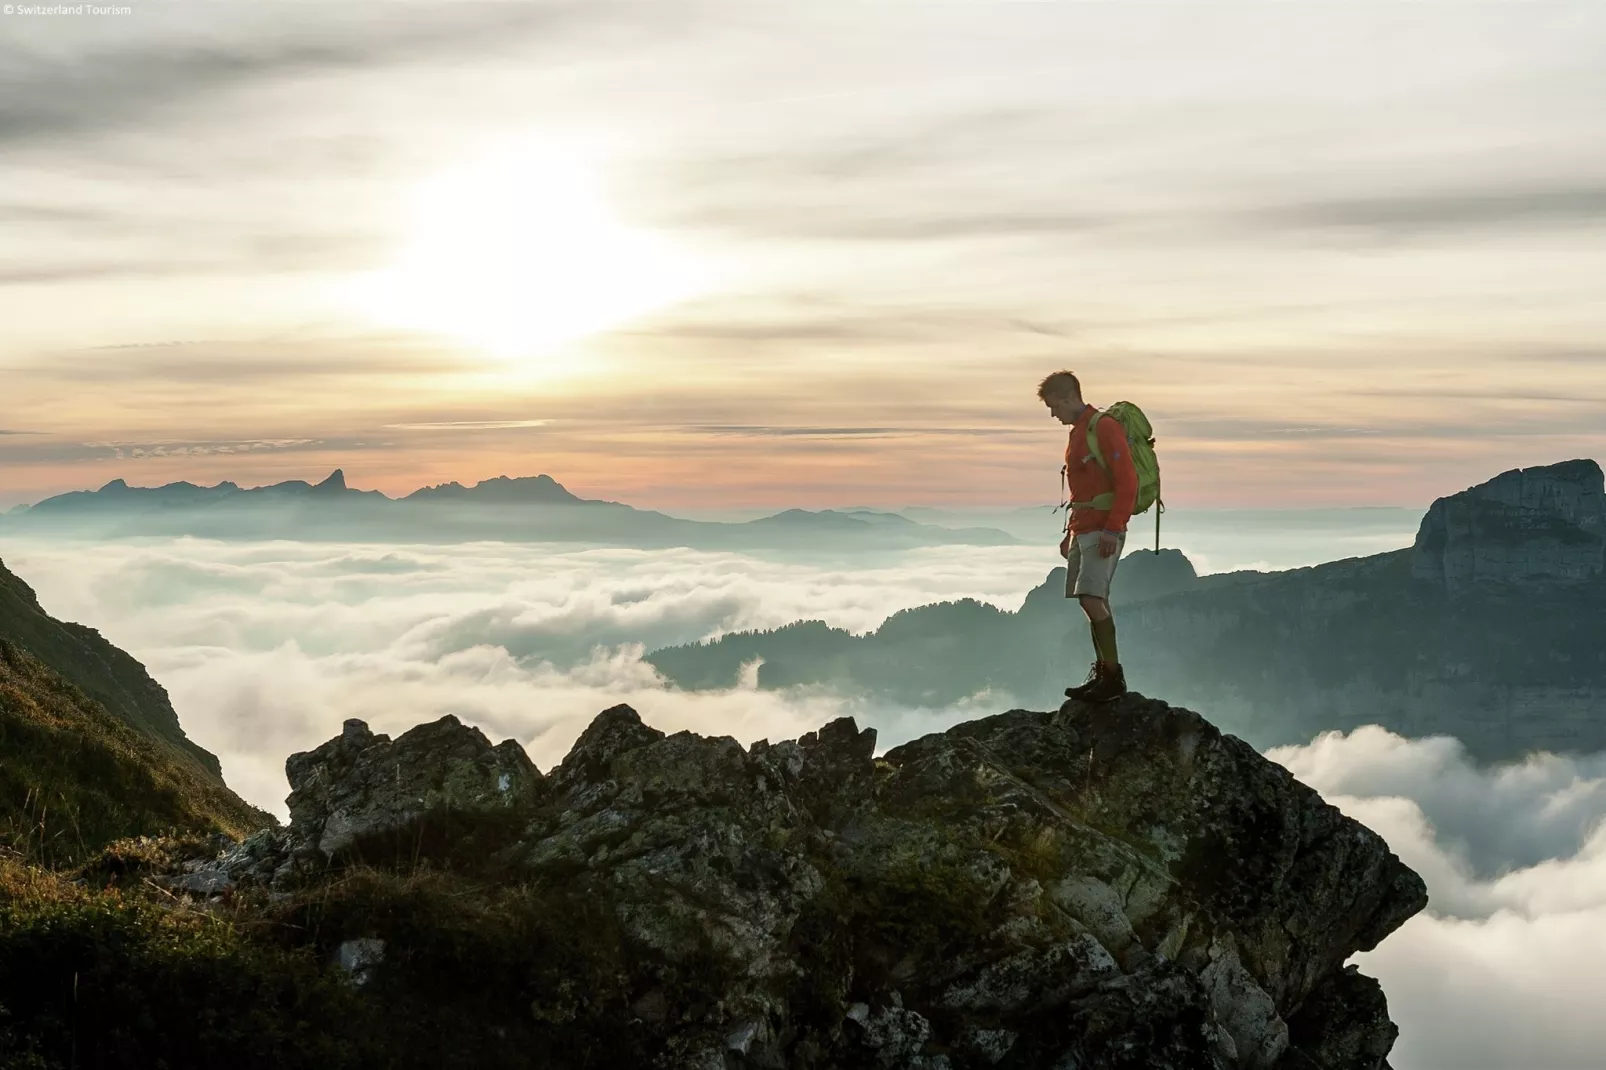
[1063,405,1138,536]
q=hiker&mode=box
[1039,370,1139,703]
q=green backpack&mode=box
[1060,401,1166,551]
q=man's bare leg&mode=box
[1078,595,1124,695]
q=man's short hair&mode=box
[1037,370,1081,401]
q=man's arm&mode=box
[1098,417,1139,534]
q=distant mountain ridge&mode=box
[402,474,589,504]
[648,458,1606,761]
[3,470,1023,552]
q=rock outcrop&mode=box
[181,713,541,890]
[189,695,1423,1070]
[283,714,540,861]
[1410,458,1605,593]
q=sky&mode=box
[4,531,1605,1070]
[1,1,1604,513]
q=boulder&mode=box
[283,714,543,866]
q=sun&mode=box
[344,139,707,360]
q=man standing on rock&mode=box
[1039,370,1138,703]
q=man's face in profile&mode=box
[1045,393,1082,425]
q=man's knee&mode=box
[1077,594,1111,620]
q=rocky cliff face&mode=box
[180,696,1423,1070]
[1411,459,1605,593]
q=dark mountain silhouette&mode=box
[0,554,271,861]
[403,473,588,504]
[0,638,269,862]
[4,471,1021,554]
[0,556,229,778]
[648,459,1606,761]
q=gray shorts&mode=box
[1064,530,1125,600]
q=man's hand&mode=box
[1059,532,1070,559]
[1098,531,1120,559]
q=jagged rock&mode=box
[206,696,1422,1067]
[282,714,542,868]
[547,702,666,795]
[1411,458,1605,593]
[170,826,295,892]
[1277,965,1397,1070]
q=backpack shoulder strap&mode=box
[1084,410,1109,474]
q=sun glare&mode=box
[345,140,707,361]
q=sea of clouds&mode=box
[4,535,1602,1070]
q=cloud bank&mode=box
[2,536,1053,817]
[1269,729,1606,1070]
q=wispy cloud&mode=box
[0,1,660,149]
[82,439,320,461]
[684,426,1037,438]
[4,3,1606,514]
[384,420,554,431]
[1254,182,1606,236]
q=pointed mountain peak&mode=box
[314,469,347,492]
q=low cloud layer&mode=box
[4,535,1602,1068]
[2,537,1054,816]
[1270,729,1606,1070]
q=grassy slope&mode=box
[0,639,271,866]
[0,557,224,778]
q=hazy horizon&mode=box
[1,466,1428,575]
[4,3,1605,515]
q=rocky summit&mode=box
[175,695,1424,1070]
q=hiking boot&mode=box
[1081,663,1127,704]
[1065,662,1103,699]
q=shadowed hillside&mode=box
[0,556,228,778]
[648,460,1606,760]
[0,639,270,864]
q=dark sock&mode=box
[1091,616,1120,668]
